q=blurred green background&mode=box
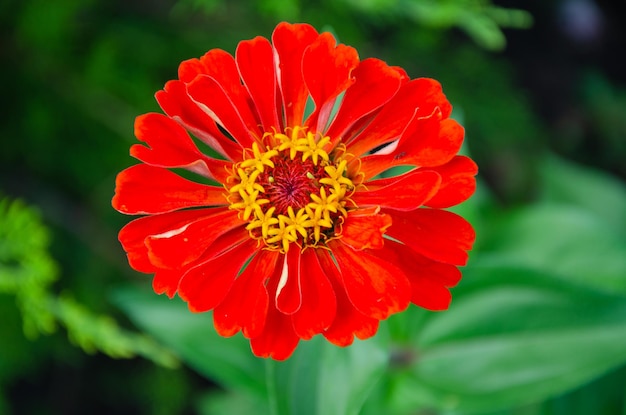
[1,0,626,414]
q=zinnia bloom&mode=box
[112,22,477,360]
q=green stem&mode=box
[265,358,279,415]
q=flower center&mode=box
[226,127,360,252]
[262,158,322,215]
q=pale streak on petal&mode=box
[192,99,225,129]
[150,223,191,239]
[170,114,230,161]
[371,139,399,156]
[275,254,289,302]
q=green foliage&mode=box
[318,0,530,50]
[0,197,60,337]
[113,286,390,415]
[112,286,267,396]
[579,73,626,178]
[538,155,626,232]
[385,266,626,413]
[178,0,531,50]
[0,196,178,368]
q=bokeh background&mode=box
[1,0,626,414]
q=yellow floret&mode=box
[240,142,278,173]
[296,132,330,165]
[229,189,268,221]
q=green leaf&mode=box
[113,284,390,415]
[389,265,626,413]
[486,6,534,29]
[459,12,507,51]
[314,334,388,415]
[0,196,177,366]
[479,205,626,295]
[111,284,267,397]
[270,329,390,415]
[52,295,179,367]
[0,197,58,337]
[538,155,626,231]
[196,390,269,415]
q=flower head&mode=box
[112,22,478,360]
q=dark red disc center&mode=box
[261,158,323,215]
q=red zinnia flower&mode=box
[112,22,477,360]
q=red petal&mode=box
[357,109,465,180]
[302,32,359,132]
[424,155,478,208]
[340,209,392,250]
[291,249,337,340]
[187,75,260,148]
[181,50,260,141]
[152,268,185,298]
[179,48,239,85]
[156,80,242,162]
[352,169,441,211]
[178,239,257,313]
[194,225,252,262]
[151,226,250,299]
[236,36,281,132]
[274,248,302,315]
[346,78,451,157]
[407,262,461,311]
[145,209,243,269]
[415,208,475,250]
[117,207,231,273]
[385,208,475,266]
[112,164,227,215]
[402,116,464,167]
[272,22,319,127]
[372,242,462,311]
[250,262,300,360]
[213,250,280,338]
[315,249,379,346]
[330,241,411,320]
[131,112,232,181]
[326,58,403,142]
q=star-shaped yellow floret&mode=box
[228,168,264,194]
[266,221,297,253]
[240,142,278,173]
[229,189,268,221]
[296,132,330,165]
[308,187,339,224]
[320,159,353,192]
[278,207,312,241]
[277,126,307,160]
[246,206,278,239]
[304,205,333,243]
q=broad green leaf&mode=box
[270,328,389,415]
[315,331,389,415]
[479,205,626,295]
[538,155,626,231]
[111,285,267,397]
[388,265,626,413]
[390,362,626,415]
[196,391,269,415]
[114,284,390,415]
